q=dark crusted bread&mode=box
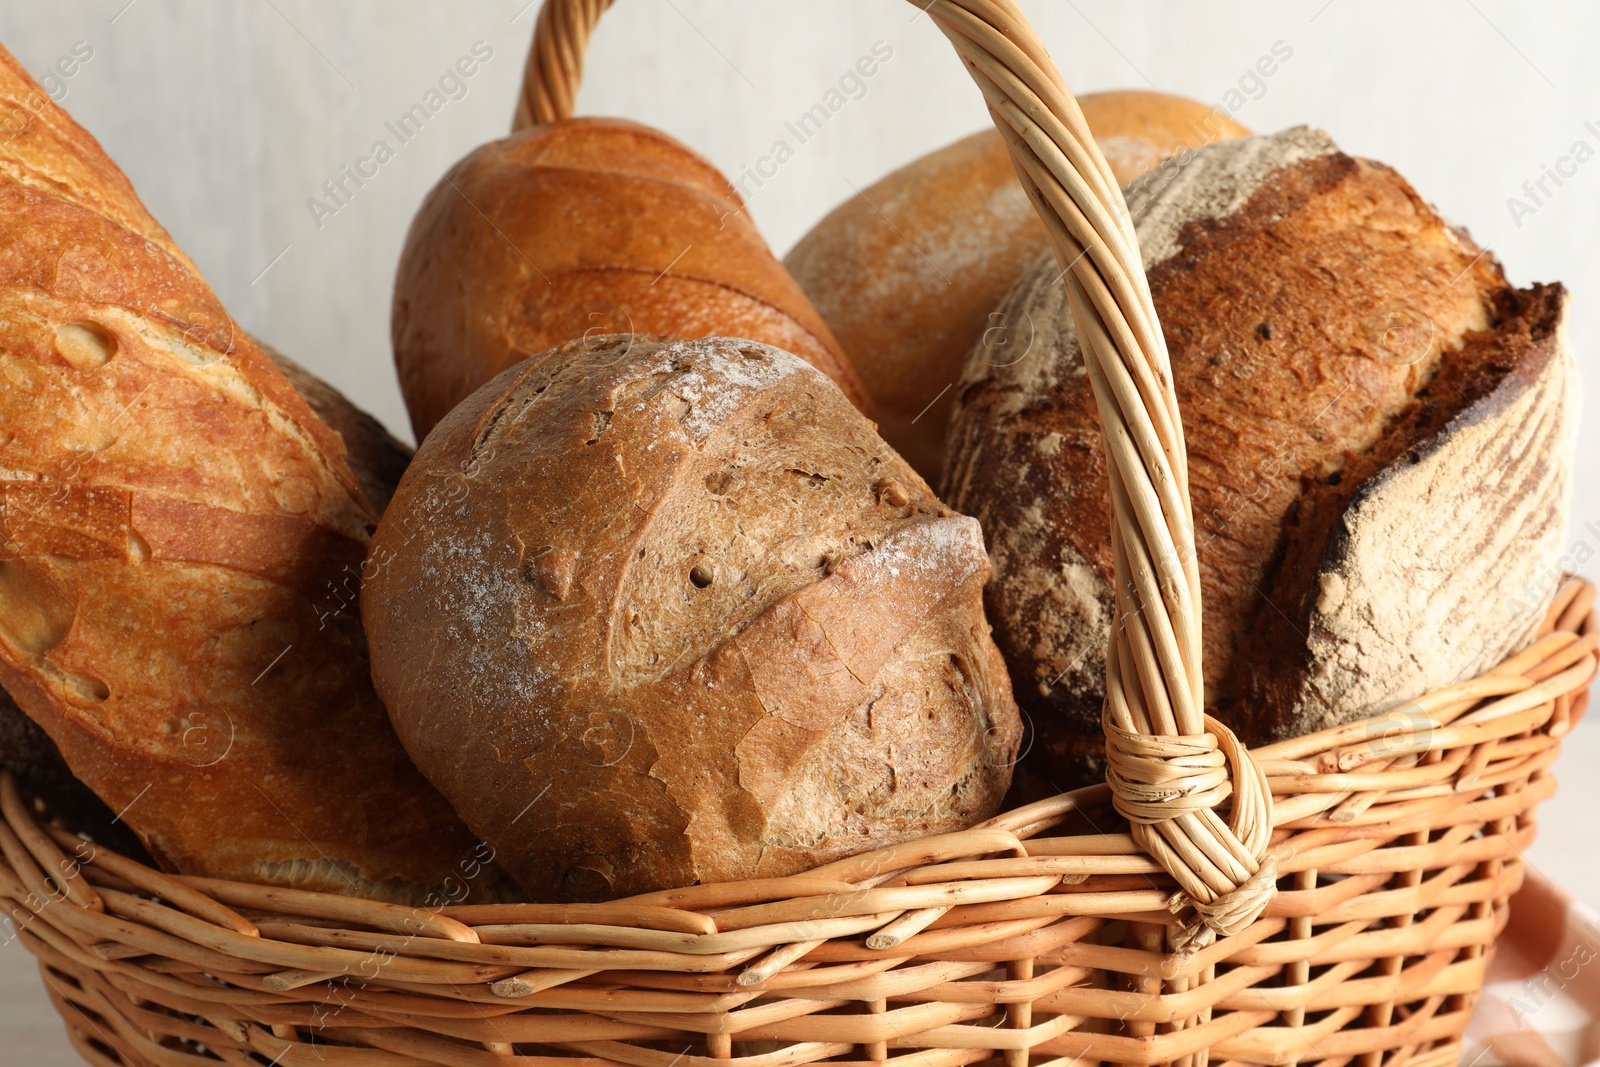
[0,693,147,859]
[943,127,1576,785]
[365,334,1021,901]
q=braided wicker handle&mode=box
[515,0,1276,951]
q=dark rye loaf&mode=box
[942,127,1577,784]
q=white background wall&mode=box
[0,3,1595,1061]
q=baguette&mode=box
[0,48,490,900]
[0,341,413,862]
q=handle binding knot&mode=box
[1105,709,1279,955]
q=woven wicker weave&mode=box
[5,2,1596,1065]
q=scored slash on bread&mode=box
[944,127,1577,783]
[0,46,494,901]
[365,335,1020,902]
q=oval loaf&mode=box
[394,117,866,439]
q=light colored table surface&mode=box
[3,721,1597,1066]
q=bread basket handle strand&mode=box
[514,0,612,129]
[515,0,1277,953]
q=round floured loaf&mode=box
[943,127,1577,784]
[365,335,1022,901]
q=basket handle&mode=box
[513,0,612,130]
[515,0,1276,952]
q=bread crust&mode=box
[0,47,487,900]
[0,689,148,859]
[785,91,1250,481]
[1,341,414,862]
[393,117,865,440]
[366,335,1020,901]
[944,128,1576,781]
[261,342,413,517]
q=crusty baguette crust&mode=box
[944,128,1575,781]
[393,117,865,440]
[1,342,414,859]
[785,91,1250,481]
[0,47,485,899]
[366,335,1020,901]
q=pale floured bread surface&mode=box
[785,90,1251,482]
[945,127,1575,780]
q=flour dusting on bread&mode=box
[945,126,1575,779]
[367,335,1020,901]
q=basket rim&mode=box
[3,578,1591,966]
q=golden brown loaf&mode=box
[365,335,1021,901]
[0,47,489,900]
[1,343,413,860]
[393,117,866,440]
[943,128,1577,785]
[785,90,1250,481]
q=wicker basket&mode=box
[6,2,1597,1065]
